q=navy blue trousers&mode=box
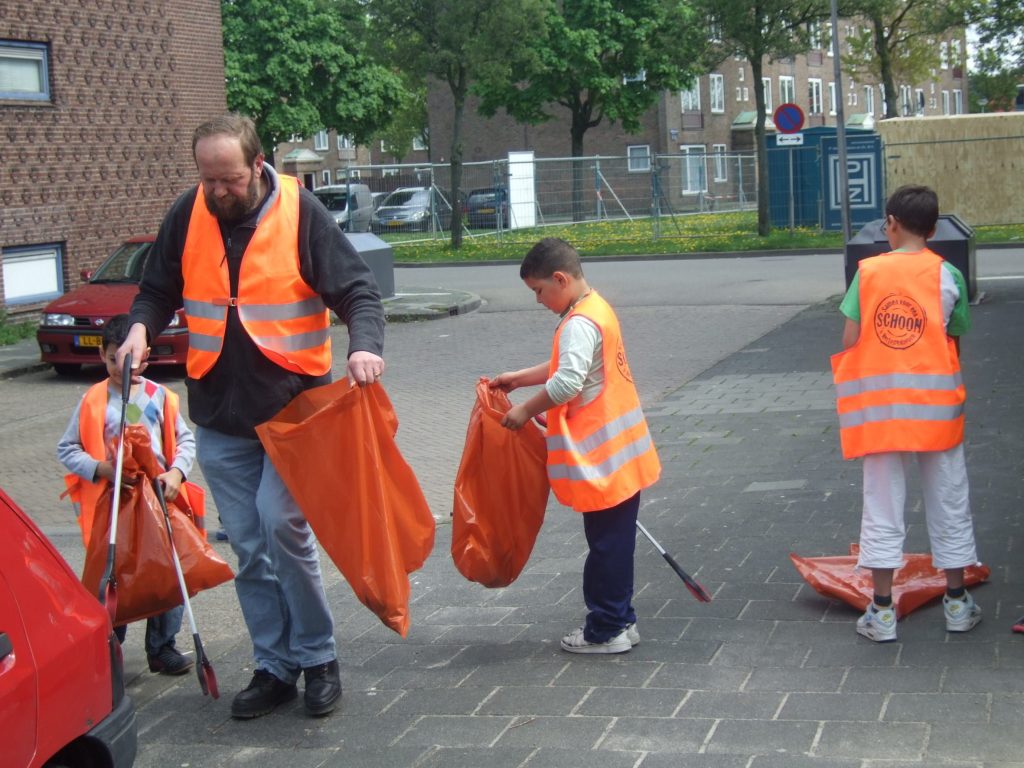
[582,491,640,642]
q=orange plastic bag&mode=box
[255,379,435,637]
[790,544,990,616]
[81,426,235,625]
[452,378,549,587]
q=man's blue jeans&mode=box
[196,426,335,683]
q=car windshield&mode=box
[313,190,349,211]
[90,241,152,283]
[384,189,429,207]
[469,190,499,204]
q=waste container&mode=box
[844,214,977,302]
[344,232,394,299]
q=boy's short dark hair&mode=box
[520,238,584,280]
[885,185,939,238]
[102,314,131,350]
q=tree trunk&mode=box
[873,13,899,118]
[570,106,588,223]
[448,68,467,249]
[751,56,771,237]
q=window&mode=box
[709,74,725,113]
[314,131,329,151]
[0,41,50,101]
[622,69,646,84]
[808,79,823,115]
[864,85,875,115]
[737,67,744,82]
[808,22,822,49]
[709,18,723,42]
[412,134,428,152]
[336,168,347,181]
[337,134,354,150]
[951,39,962,67]
[939,41,949,70]
[879,85,887,117]
[828,82,837,115]
[2,243,63,304]
[736,86,743,102]
[942,90,950,115]
[900,85,913,116]
[915,88,925,115]
[762,77,773,114]
[627,144,651,172]
[680,79,700,112]
[680,145,707,194]
[953,89,963,114]
[321,170,331,186]
[779,76,795,105]
[712,144,728,182]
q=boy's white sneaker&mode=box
[944,591,982,633]
[560,626,631,654]
[856,603,898,642]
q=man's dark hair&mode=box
[520,238,584,280]
[102,314,131,350]
[885,185,939,238]
[192,114,264,166]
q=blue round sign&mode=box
[773,103,805,134]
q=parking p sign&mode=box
[773,103,805,134]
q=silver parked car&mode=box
[312,184,374,232]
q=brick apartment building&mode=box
[0,0,226,317]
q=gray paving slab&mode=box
[2,260,1023,766]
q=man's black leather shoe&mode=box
[303,660,342,716]
[230,670,298,719]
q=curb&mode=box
[382,289,482,323]
[0,361,50,380]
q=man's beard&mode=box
[205,173,261,223]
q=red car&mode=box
[37,237,188,375]
[0,486,137,767]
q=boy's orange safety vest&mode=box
[545,291,661,512]
[62,381,206,547]
[831,249,965,459]
[181,174,332,379]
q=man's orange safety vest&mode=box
[545,291,661,512]
[831,249,965,459]
[62,381,206,547]
[181,174,332,379]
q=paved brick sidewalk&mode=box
[4,274,1022,767]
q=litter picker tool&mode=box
[153,478,220,698]
[636,520,712,603]
[97,351,132,623]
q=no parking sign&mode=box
[773,103,805,134]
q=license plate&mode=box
[387,220,404,227]
[479,207,495,214]
[75,334,103,348]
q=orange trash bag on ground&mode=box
[255,379,435,637]
[452,378,549,588]
[791,544,990,616]
[81,426,234,626]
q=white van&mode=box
[312,184,374,232]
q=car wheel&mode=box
[53,363,81,376]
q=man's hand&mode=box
[348,350,385,387]
[116,322,151,382]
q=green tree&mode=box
[476,0,707,221]
[377,77,429,163]
[223,0,403,164]
[698,0,829,236]
[371,0,545,247]
[969,0,1024,70]
[969,48,1024,112]
[841,0,969,120]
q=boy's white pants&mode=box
[857,443,977,570]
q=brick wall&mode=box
[0,0,225,317]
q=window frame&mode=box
[762,77,773,114]
[712,144,728,182]
[627,144,651,173]
[2,242,64,305]
[828,82,837,116]
[808,78,823,115]
[779,75,796,105]
[0,40,50,102]
[709,73,725,113]
[679,144,708,195]
[680,79,701,112]
[314,130,329,152]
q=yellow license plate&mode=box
[387,220,404,227]
[75,334,103,347]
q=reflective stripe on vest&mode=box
[545,291,661,512]
[181,174,331,378]
[831,249,965,459]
